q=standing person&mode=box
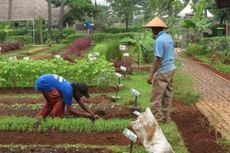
[145,16,176,123]
[84,20,94,35]
[35,74,98,120]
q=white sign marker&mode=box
[122,128,137,142]
[130,88,140,97]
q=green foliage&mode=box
[63,33,86,44]
[0,58,115,88]
[63,28,75,36]
[104,39,122,61]
[64,0,95,24]
[92,32,134,42]
[161,121,189,153]
[103,26,143,33]
[8,35,33,44]
[174,61,201,105]
[185,43,204,56]
[0,116,130,133]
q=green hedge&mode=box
[63,33,86,44]
[92,32,135,42]
[0,58,115,88]
[185,43,204,56]
[199,36,230,53]
[103,26,143,33]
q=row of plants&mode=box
[0,58,115,88]
[0,41,23,52]
[186,37,230,64]
[63,37,92,59]
[0,116,130,133]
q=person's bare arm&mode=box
[78,99,92,115]
[67,105,91,118]
[147,57,161,84]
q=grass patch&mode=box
[161,121,189,153]
[0,116,130,133]
[195,55,230,73]
[174,60,201,105]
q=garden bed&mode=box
[0,131,129,145]
[0,86,117,94]
[171,99,226,153]
[0,147,114,153]
[191,57,230,81]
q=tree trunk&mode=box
[59,0,65,38]
[94,0,99,27]
[47,0,53,40]
[125,15,129,32]
[8,0,12,20]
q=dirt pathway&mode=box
[179,53,230,141]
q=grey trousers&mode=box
[150,70,175,122]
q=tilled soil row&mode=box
[0,147,114,153]
[0,86,117,94]
[0,104,136,119]
[181,57,230,141]
[0,131,129,146]
[171,100,226,153]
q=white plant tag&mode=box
[114,72,122,78]
[122,128,137,142]
[133,111,141,116]
[131,88,140,96]
[120,66,127,72]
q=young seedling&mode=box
[120,66,127,78]
[111,83,121,101]
[114,72,123,87]
[122,128,137,153]
[130,88,140,107]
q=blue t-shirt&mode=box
[35,74,73,106]
[84,21,94,30]
[154,31,176,74]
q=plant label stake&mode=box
[112,83,120,100]
[122,128,137,153]
[120,66,127,78]
[130,88,140,107]
[123,53,129,61]
[133,110,141,116]
[114,72,122,86]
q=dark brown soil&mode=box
[0,86,117,94]
[192,57,230,81]
[171,99,226,153]
[0,131,129,146]
[0,104,135,119]
[0,95,113,105]
[0,147,114,153]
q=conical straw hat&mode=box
[144,16,168,28]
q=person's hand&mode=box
[89,114,100,121]
[147,75,156,84]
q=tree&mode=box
[106,0,138,31]
[208,1,230,24]
[147,0,183,17]
[182,0,212,42]
[64,0,95,24]
[46,0,53,40]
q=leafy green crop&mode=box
[0,58,115,88]
[0,116,131,133]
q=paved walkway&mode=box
[179,53,230,141]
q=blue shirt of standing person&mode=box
[84,21,94,30]
[154,31,176,74]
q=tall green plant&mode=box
[182,0,211,42]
